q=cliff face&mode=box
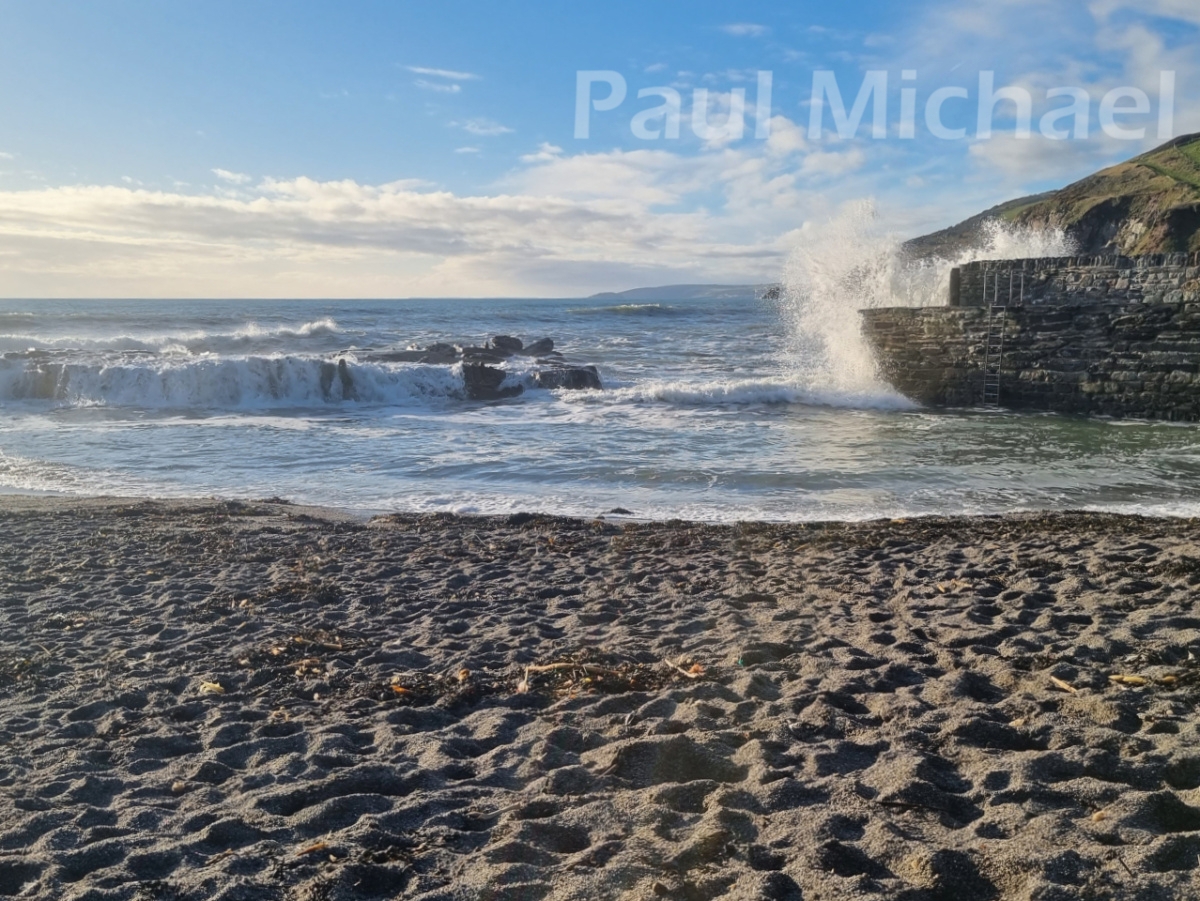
[908,133,1200,258]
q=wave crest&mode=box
[0,317,345,356]
[0,355,466,409]
[586,376,914,411]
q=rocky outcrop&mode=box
[318,358,359,402]
[462,363,523,401]
[532,365,602,391]
[354,336,601,401]
[524,337,554,357]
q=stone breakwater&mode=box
[862,255,1200,419]
[951,254,1200,308]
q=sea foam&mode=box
[777,199,1077,397]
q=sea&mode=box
[1,214,1198,522]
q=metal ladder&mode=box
[981,270,1023,408]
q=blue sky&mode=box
[0,0,1197,297]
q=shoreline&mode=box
[3,491,1200,528]
[2,498,1199,899]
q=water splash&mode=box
[777,199,1077,394]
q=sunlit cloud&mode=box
[415,79,462,93]
[0,119,857,297]
[721,23,768,37]
[212,169,251,185]
[454,118,514,136]
[405,66,481,81]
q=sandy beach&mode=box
[1,498,1199,900]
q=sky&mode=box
[0,0,1197,298]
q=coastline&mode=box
[2,497,1199,899]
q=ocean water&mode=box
[1,288,1199,522]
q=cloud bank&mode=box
[0,118,845,297]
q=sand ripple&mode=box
[0,500,1199,899]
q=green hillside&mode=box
[907,133,1200,258]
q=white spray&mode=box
[777,199,1077,395]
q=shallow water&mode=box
[1,296,1198,521]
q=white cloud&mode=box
[454,147,481,154]
[866,0,1200,192]
[212,169,251,185]
[0,152,13,160]
[967,133,1126,184]
[507,147,702,205]
[800,147,867,178]
[506,115,853,228]
[765,115,808,157]
[454,118,514,136]
[645,63,669,74]
[415,79,461,94]
[520,143,564,164]
[1091,0,1200,26]
[406,66,481,81]
[721,23,768,37]
[0,117,861,297]
[0,177,766,296]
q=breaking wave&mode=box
[0,318,345,356]
[580,376,915,411]
[0,355,469,409]
[778,199,1077,396]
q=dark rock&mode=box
[353,336,603,398]
[371,350,427,363]
[337,359,358,400]
[462,364,523,401]
[490,335,524,354]
[460,346,508,364]
[532,365,601,391]
[422,343,459,364]
[318,359,358,401]
[319,362,337,398]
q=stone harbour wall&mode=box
[951,254,1200,308]
[860,299,1200,420]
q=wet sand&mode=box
[1,498,1199,900]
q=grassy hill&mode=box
[907,133,1200,258]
